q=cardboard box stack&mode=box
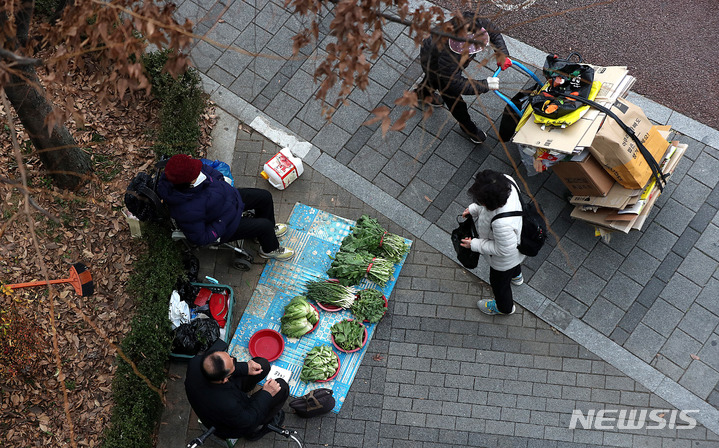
[569,131,686,233]
[511,65,686,234]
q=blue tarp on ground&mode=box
[229,203,412,413]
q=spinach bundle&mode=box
[280,296,319,338]
[327,250,394,286]
[331,319,365,351]
[299,345,339,382]
[305,280,356,309]
[351,289,387,323]
[341,215,410,263]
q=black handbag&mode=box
[451,215,479,269]
[288,388,335,418]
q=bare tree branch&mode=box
[0,48,43,66]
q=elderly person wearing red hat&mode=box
[414,11,511,144]
[157,154,294,261]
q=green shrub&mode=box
[101,224,184,448]
[142,49,206,157]
[103,48,207,447]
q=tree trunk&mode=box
[2,0,92,191]
[4,67,92,190]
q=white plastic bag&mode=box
[169,291,191,329]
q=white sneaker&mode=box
[259,246,294,261]
[511,273,524,286]
[477,299,515,315]
[275,223,288,238]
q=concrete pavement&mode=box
[158,0,719,446]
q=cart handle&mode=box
[492,59,543,84]
[491,60,543,115]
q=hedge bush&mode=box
[101,224,183,448]
[101,49,207,448]
[142,49,205,157]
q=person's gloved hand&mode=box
[485,77,500,90]
[497,57,513,71]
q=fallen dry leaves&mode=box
[0,49,215,447]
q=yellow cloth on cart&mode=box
[516,81,602,130]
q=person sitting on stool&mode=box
[157,154,294,261]
[414,11,512,144]
[185,339,290,440]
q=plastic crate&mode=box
[170,282,234,359]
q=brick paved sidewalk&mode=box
[159,117,717,448]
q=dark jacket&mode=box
[185,340,275,438]
[157,165,244,246]
[420,17,509,96]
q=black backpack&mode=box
[529,53,595,120]
[491,182,547,257]
[124,169,167,222]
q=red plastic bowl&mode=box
[316,301,342,312]
[306,303,320,334]
[317,351,341,383]
[331,320,368,353]
[248,329,285,362]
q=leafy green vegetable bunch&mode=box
[299,345,339,382]
[327,250,394,286]
[331,319,365,351]
[305,280,356,308]
[280,296,319,338]
[340,215,410,263]
[351,289,387,323]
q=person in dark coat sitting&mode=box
[156,154,294,261]
[415,11,512,144]
[185,339,290,440]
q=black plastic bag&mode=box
[172,319,220,355]
[175,278,200,306]
[183,252,200,283]
[451,215,480,269]
[498,87,536,143]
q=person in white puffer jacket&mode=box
[461,170,526,315]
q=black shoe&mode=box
[425,91,444,107]
[467,129,487,144]
[270,409,285,427]
[414,89,444,108]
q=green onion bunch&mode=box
[305,280,356,309]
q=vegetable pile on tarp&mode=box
[305,280,356,309]
[351,289,387,323]
[331,319,365,351]
[340,215,410,263]
[327,250,394,286]
[300,345,339,382]
[280,296,319,338]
